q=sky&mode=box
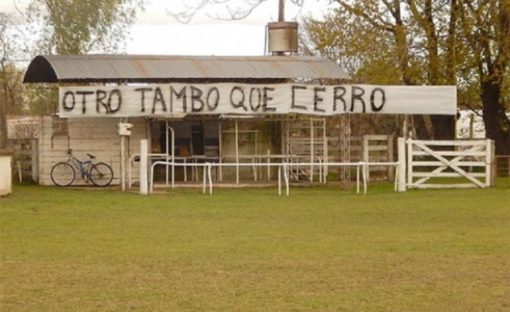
[1,0,335,56]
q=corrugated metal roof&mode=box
[23,54,350,83]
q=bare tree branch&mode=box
[335,1,394,33]
[168,0,305,24]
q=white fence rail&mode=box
[135,138,496,195]
[148,160,399,196]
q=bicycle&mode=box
[50,149,114,187]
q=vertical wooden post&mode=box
[508,156,510,178]
[140,139,148,195]
[403,115,408,139]
[362,135,369,182]
[31,139,39,183]
[387,135,394,180]
[486,139,495,187]
[491,140,496,187]
[407,138,413,189]
[397,137,407,192]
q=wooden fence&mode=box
[406,139,494,189]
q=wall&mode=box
[38,116,147,186]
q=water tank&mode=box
[0,151,12,196]
[267,22,298,54]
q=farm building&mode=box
[23,54,457,189]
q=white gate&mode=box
[406,139,494,189]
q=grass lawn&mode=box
[1,181,509,311]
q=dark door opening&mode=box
[191,123,204,155]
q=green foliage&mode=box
[1,184,509,310]
[0,64,25,115]
[303,0,510,150]
[27,0,142,54]
[303,8,402,84]
[302,1,456,85]
[0,12,28,147]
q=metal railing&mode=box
[148,160,400,196]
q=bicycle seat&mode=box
[87,153,96,159]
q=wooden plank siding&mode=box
[38,116,147,186]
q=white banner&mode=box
[58,83,456,118]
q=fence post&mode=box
[406,138,413,189]
[31,139,39,183]
[486,139,495,187]
[362,135,369,182]
[139,139,148,195]
[387,135,394,180]
[397,137,407,192]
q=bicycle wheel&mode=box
[89,162,113,187]
[50,162,75,187]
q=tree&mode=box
[0,13,26,149]
[303,0,510,151]
[27,0,142,55]
[304,1,445,138]
[458,0,510,154]
[167,0,304,23]
[20,0,143,118]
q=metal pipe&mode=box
[165,121,169,185]
[235,120,239,184]
[278,0,285,22]
[218,120,223,182]
[278,165,282,196]
[149,160,399,196]
[165,122,175,188]
[310,118,314,181]
[283,163,289,196]
[208,163,213,194]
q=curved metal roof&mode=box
[23,54,350,83]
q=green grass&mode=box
[1,182,509,311]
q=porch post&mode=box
[120,120,126,191]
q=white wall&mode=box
[38,116,147,186]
